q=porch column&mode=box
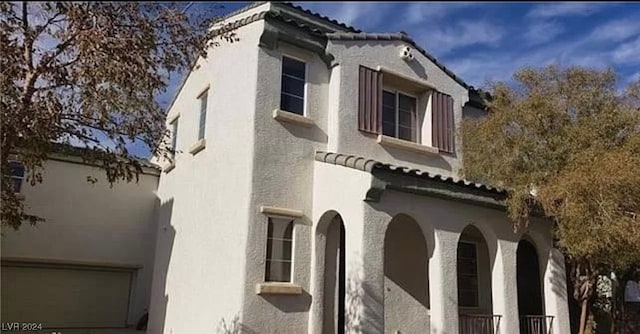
[341,205,385,334]
[492,239,520,334]
[543,247,571,334]
[430,229,460,334]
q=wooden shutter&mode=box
[432,91,455,153]
[358,66,382,134]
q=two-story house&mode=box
[149,2,571,334]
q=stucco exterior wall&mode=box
[148,20,264,334]
[238,39,331,333]
[1,158,159,327]
[326,40,470,178]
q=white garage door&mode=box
[1,263,133,329]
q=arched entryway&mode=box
[384,214,430,333]
[320,213,346,334]
[457,225,495,334]
[517,238,547,334]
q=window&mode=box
[265,217,294,282]
[358,66,456,153]
[4,161,25,193]
[197,89,208,140]
[382,90,417,142]
[280,56,306,115]
[170,118,178,157]
[457,241,479,307]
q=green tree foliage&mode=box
[0,2,236,229]
[462,65,640,334]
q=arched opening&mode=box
[384,214,429,333]
[457,225,494,334]
[517,238,547,334]
[321,213,346,334]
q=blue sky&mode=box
[145,1,640,158]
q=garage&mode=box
[1,261,134,329]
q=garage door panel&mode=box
[2,265,132,328]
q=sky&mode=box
[146,1,640,158]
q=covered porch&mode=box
[310,151,570,334]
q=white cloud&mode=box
[405,2,478,25]
[527,2,605,19]
[418,20,505,56]
[588,17,640,42]
[612,36,640,64]
[295,2,391,29]
[524,21,565,45]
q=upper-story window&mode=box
[280,56,306,115]
[358,65,455,153]
[197,89,208,140]
[382,90,417,142]
[4,161,25,193]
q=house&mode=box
[1,150,159,331]
[148,2,571,334]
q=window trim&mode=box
[457,240,480,308]
[279,54,308,117]
[382,88,419,143]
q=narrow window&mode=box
[265,217,294,282]
[198,89,208,140]
[280,56,306,115]
[5,161,25,193]
[457,241,479,307]
[382,90,417,142]
[170,118,178,157]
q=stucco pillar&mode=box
[543,247,571,334]
[430,229,460,334]
[492,239,520,334]
[354,205,386,334]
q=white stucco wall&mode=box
[326,40,469,178]
[148,20,264,334]
[1,157,159,327]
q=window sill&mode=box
[273,109,315,128]
[255,282,302,295]
[162,162,175,173]
[188,139,206,155]
[377,135,439,155]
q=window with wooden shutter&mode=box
[358,66,382,134]
[431,91,455,153]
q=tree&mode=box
[462,65,640,334]
[1,2,236,229]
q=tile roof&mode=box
[214,2,360,33]
[279,2,361,33]
[315,150,505,195]
[215,3,475,90]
